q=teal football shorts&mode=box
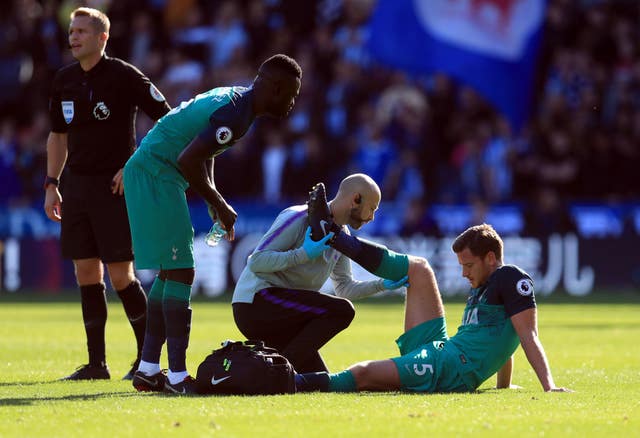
[391,317,469,393]
[123,160,195,270]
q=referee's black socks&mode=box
[80,283,108,366]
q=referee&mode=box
[44,7,171,381]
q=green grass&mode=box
[1,294,639,437]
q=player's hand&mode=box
[44,187,62,222]
[216,203,238,241]
[302,226,334,259]
[111,168,124,195]
[382,275,409,290]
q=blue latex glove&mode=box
[302,226,334,259]
[383,275,409,290]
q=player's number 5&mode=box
[413,364,433,376]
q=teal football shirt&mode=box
[392,265,536,392]
[128,86,256,190]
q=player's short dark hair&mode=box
[452,223,503,261]
[258,54,302,80]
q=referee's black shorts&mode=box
[60,172,134,263]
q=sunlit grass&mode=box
[0,294,638,437]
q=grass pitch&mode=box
[0,292,639,437]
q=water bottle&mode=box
[204,221,227,246]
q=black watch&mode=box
[44,176,59,189]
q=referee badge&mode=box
[62,101,74,124]
[516,278,534,296]
[149,84,166,102]
[93,101,110,120]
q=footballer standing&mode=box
[124,54,301,394]
[44,7,170,381]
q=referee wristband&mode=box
[44,176,59,189]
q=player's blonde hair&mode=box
[71,7,110,34]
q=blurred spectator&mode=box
[0,119,21,205]
[128,11,155,70]
[161,48,205,103]
[481,117,515,203]
[332,0,375,67]
[348,116,398,190]
[535,127,580,196]
[175,1,248,69]
[0,0,638,234]
[15,110,48,203]
[398,198,442,238]
[261,127,288,204]
[283,133,330,200]
[523,186,577,237]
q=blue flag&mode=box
[368,0,546,131]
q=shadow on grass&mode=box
[0,380,60,387]
[0,389,224,406]
[0,391,142,406]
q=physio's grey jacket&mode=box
[232,205,387,304]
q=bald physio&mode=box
[327,174,381,231]
[308,176,409,281]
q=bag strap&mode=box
[243,339,281,355]
[215,339,284,356]
[243,339,265,349]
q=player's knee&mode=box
[349,361,377,387]
[350,360,399,391]
[408,256,434,281]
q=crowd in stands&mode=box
[1,0,639,236]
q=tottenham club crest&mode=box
[216,126,233,145]
[516,278,534,296]
[93,101,111,120]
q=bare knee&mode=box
[408,256,434,280]
[74,258,103,286]
[106,261,136,290]
[350,361,374,384]
[404,256,444,329]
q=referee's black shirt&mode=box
[48,55,171,175]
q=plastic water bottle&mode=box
[204,221,227,246]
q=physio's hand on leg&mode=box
[382,275,409,290]
[302,226,334,259]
